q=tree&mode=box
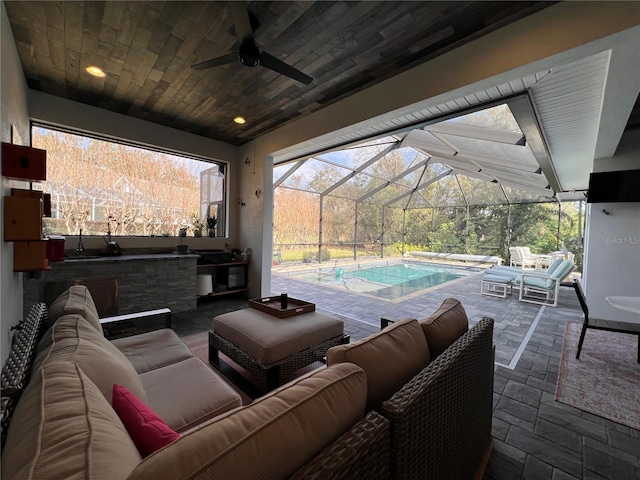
[33,127,204,236]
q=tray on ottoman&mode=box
[249,296,315,318]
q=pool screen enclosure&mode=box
[273,99,585,265]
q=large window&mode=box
[32,125,226,237]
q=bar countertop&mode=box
[61,253,200,263]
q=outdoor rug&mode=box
[556,322,640,430]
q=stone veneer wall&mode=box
[23,255,198,316]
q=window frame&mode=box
[31,122,228,238]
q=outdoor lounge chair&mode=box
[520,246,553,268]
[518,259,576,307]
[573,279,640,363]
[509,247,538,269]
[480,257,566,298]
[490,257,564,277]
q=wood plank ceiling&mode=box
[5,1,552,146]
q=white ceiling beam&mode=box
[453,169,555,198]
[508,95,561,192]
[455,148,538,172]
[400,130,456,154]
[430,131,486,172]
[424,123,526,145]
[421,151,549,187]
[436,155,550,189]
[404,130,537,172]
[444,157,549,187]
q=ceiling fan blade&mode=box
[260,51,313,85]
[191,53,237,70]
[230,2,253,41]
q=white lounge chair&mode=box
[518,260,576,307]
[490,257,564,277]
[520,246,553,268]
[509,247,537,269]
[480,258,565,298]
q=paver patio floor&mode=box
[174,264,639,479]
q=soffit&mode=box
[529,51,610,191]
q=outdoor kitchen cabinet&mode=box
[197,261,250,297]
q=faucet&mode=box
[103,221,123,256]
[76,229,85,257]
[104,221,112,244]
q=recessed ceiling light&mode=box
[85,66,106,78]
[234,116,246,124]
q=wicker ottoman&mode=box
[209,308,348,391]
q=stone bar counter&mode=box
[23,252,200,317]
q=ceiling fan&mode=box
[191,2,313,85]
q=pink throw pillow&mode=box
[112,384,181,457]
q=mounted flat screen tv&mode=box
[587,169,640,203]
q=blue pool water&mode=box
[290,262,467,300]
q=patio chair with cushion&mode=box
[490,257,564,277]
[518,259,576,307]
[509,247,538,269]
[573,279,640,363]
[520,246,553,268]
[480,257,566,298]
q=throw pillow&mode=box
[112,384,180,457]
[419,298,469,358]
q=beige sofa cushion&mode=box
[34,314,147,404]
[139,357,242,432]
[48,285,102,333]
[127,363,367,480]
[419,298,469,358]
[1,361,141,480]
[112,329,194,374]
[327,318,430,410]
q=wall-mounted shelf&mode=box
[4,196,42,241]
[2,142,49,272]
[200,287,250,298]
[13,241,49,272]
[1,142,46,181]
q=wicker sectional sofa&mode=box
[0,286,389,480]
[1,286,493,480]
[329,298,495,479]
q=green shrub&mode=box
[318,248,331,261]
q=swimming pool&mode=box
[288,262,473,300]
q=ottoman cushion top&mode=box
[213,309,344,365]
